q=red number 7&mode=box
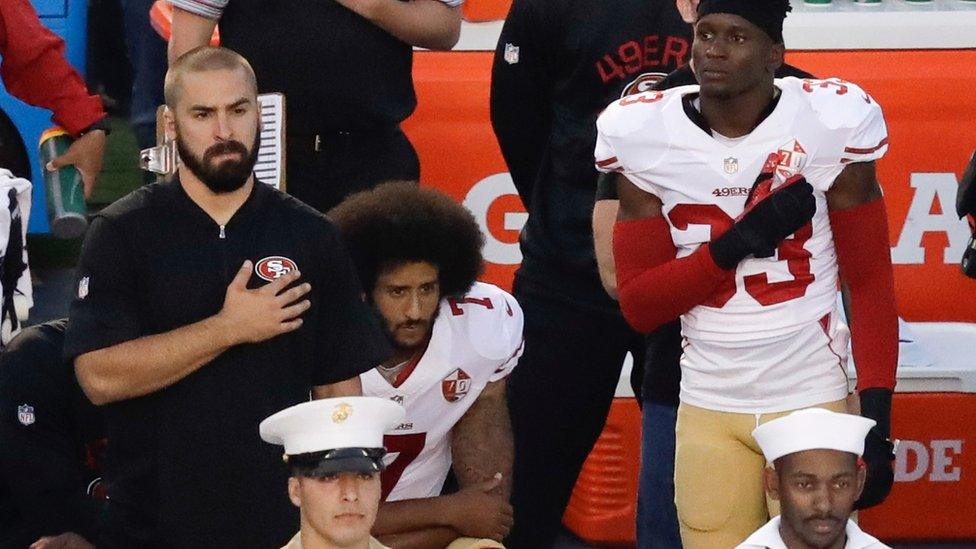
[381,433,427,500]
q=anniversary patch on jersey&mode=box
[441,368,471,402]
[775,140,808,182]
[255,256,298,281]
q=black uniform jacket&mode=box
[64,178,390,548]
[491,0,693,314]
[0,320,105,549]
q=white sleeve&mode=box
[838,98,888,164]
[595,114,624,174]
[452,285,524,382]
[487,291,524,382]
[804,83,888,190]
[168,0,228,20]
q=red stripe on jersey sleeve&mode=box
[844,137,889,155]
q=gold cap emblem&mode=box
[332,402,353,423]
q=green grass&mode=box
[28,115,144,270]
[89,115,145,207]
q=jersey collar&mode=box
[681,89,783,137]
[167,172,270,231]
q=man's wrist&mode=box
[206,313,240,348]
[434,494,461,529]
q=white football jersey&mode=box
[595,77,888,413]
[362,282,524,501]
[596,77,888,342]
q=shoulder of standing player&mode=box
[595,84,692,175]
[781,76,886,132]
[443,282,523,362]
[597,84,691,138]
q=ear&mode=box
[288,477,302,508]
[763,466,781,501]
[768,42,785,74]
[163,106,177,141]
[855,462,867,500]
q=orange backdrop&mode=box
[404,49,976,321]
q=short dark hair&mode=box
[164,46,258,108]
[328,182,484,297]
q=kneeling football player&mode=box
[330,183,522,548]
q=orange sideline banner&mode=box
[405,49,976,321]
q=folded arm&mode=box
[614,175,729,333]
[334,0,460,50]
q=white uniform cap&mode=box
[260,397,405,456]
[752,408,876,463]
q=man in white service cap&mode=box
[261,397,406,549]
[738,408,891,549]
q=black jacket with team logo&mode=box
[63,178,391,548]
[0,320,105,549]
[490,0,692,313]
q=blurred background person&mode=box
[490,0,691,545]
[0,319,106,549]
[166,0,463,213]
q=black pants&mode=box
[285,127,420,214]
[505,277,645,548]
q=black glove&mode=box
[710,178,816,270]
[855,388,895,510]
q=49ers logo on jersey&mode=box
[441,368,471,402]
[255,256,298,281]
[621,72,668,97]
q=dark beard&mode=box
[177,131,260,194]
[371,304,439,353]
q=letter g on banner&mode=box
[463,173,527,266]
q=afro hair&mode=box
[328,182,485,298]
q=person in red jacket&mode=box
[0,0,108,196]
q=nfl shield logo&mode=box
[442,368,471,402]
[724,157,739,175]
[17,404,34,426]
[504,43,520,65]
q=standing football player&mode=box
[595,1,898,546]
[329,183,522,549]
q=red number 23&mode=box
[667,204,815,308]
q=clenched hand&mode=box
[447,474,515,541]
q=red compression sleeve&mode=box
[830,198,898,391]
[0,0,105,134]
[614,216,728,333]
